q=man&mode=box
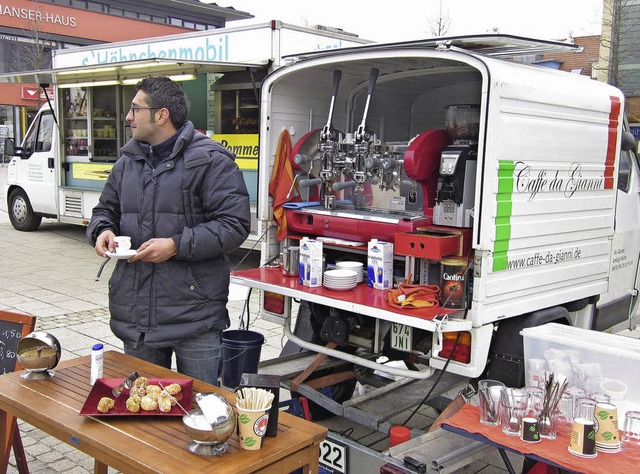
[87,76,251,385]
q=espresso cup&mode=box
[114,236,131,254]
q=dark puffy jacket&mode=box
[87,121,251,346]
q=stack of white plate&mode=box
[335,261,364,283]
[323,269,358,291]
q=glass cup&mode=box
[538,409,560,440]
[621,411,640,459]
[477,379,505,426]
[574,397,597,422]
[500,388,529,436]
[525,386,545,419]
[557,392,574,428]
[588,392,611,404]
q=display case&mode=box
[63,87,89,158]
[91,87,119,161]
[219,89,259,133]
[62,86,120,162]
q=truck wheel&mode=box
[8,188,42,231]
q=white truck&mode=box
[230,35,640,472]
[2,21,369,245]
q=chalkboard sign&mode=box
[0,311,35,376]
[0,310,35,473]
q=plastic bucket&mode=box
[221,330,264,388]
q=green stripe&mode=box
[493,160,514,272]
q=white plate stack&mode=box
[335,261,364,283]
[323,269,358,291]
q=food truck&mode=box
[229,35,640,471]
[2,21,370,247]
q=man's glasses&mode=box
[129,106,158,117]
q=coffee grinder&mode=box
[433,104,480,228]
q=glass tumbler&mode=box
[621,410,640,459]
[500,388,529,436]
[477,379,505,426]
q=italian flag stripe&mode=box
[605,95,621,189]
[493,161,514,272]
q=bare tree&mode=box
[428,0,451,37]
[17,0,53,73]
[599,0,638,90]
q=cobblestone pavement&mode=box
[2,164,640,473]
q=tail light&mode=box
[263,291,285,314]
[438,331,472,363]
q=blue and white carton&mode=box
[299,237,323,287]
[367,239,394,289]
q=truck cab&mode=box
[5,102,57,231]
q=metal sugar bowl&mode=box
[182,393,236,456]
[16,331,62,380]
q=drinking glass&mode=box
[477,379,505,426]
[621,410,640,459]
[500,388,529,436]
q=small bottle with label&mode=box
[90,343,104,385]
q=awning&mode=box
[0,58,268,87]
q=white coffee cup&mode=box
[114,236,131,254]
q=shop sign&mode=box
[21,85,54,101]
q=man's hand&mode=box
[130,238,177,263]
[95,229,116,257]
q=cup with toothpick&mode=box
[235,387,275,450]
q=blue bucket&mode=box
[221,330,264,389]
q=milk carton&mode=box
[299,237,323,287]
[367,239,394,289]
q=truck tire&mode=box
[8,188,42,231]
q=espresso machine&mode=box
[433,105,479,228]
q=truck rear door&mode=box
[473,58,625,324]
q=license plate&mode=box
[319,438,347,473]
[390,323,412,351]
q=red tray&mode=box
[79,378,193,416]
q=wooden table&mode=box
[0,351,327,474]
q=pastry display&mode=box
[80,377,191,417]
[125,378,183,413]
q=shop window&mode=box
[87,2,104,12]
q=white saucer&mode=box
[106,250,137,260]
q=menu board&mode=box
[0,311,36,375]
[0,310,35,472]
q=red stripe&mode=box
[605,96,621,189]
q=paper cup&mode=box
[569,417,597,458]
[595,402,620,452]
[520,417,540,443]
[236,405,271,450]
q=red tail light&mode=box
[438,331,472,363]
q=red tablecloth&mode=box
[442,404,638,474]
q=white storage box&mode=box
[521,323,640,421]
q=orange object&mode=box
[269,129,300,241]
[386,273,440,315]
[389,426,411,446]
